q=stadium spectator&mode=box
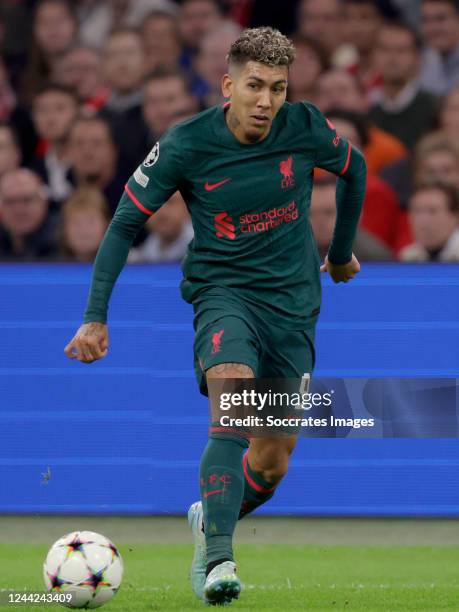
[0,124,21,179]
[296,0,346,61]
[439,85,459,135]
[128,191,193,263]
[31,83,78,208]
[0,57,16,122]
[287,37,329,104]
[0,53,37,166]
[60,187,110,262]
[52,45,110,114]
[0,168,58,260]
[178,0,223,82]
[400,182,459,261]
[195,21,243,108]
[311,178,394,261]
[0,0,32,85]
[369,21,439,151]
[326,108,410,253]
[317,68,367,113]
[142,70,198,143]
[413,132,459,192]
[20,0,78,105]
[317,69,407,175]
[244,0,301,34]
[100,28,148,170]
[420,0,459,95]
[342,0,383,91]
[141,10,182,74]
[390,0,420,28]
[179,0,223,53]
[380,130,459,210]
[378,156,412,211]
[67,116,126,215]
[76,0,177,50]
[101,28,146,107]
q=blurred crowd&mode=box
[1,0,459,263]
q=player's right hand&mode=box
[64,322,109,364]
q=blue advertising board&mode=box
[1,263,458,515]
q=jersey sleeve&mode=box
[124,127,186,216]
[303,103,352,176]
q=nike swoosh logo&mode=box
[203,489,225,498]
[205,178,231,191]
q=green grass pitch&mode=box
[1,543,459,611]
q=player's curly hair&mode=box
[227,27,296,68]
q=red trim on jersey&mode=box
[339,142,352,176]
[223,101,231,109]
[124,184,153,216]
[243,452,276,493]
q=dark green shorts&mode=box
[193,290,316,395]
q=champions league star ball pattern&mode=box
[43,531,123,608]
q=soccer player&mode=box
[64,27,366,606]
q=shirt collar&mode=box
[374,79,420,113]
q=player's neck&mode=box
[225,107,270,144]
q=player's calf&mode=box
[238,437,296,519]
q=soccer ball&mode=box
[43,531,123,608]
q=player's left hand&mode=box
[320,253,360,283]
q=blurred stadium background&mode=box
[1,0,459,610]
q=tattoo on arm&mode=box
[207,362,255,378]
[81,322,105,337]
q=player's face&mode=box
[222,61,288,144]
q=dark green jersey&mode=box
[84,102,366,327]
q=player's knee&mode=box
[261,460,289,484]
[251,446,291,484]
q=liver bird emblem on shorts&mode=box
[212,330,224,354]
[279,156,295,189]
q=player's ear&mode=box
[221,73,233,99]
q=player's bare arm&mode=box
[206,362,255,378]
[64,322,109,364]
